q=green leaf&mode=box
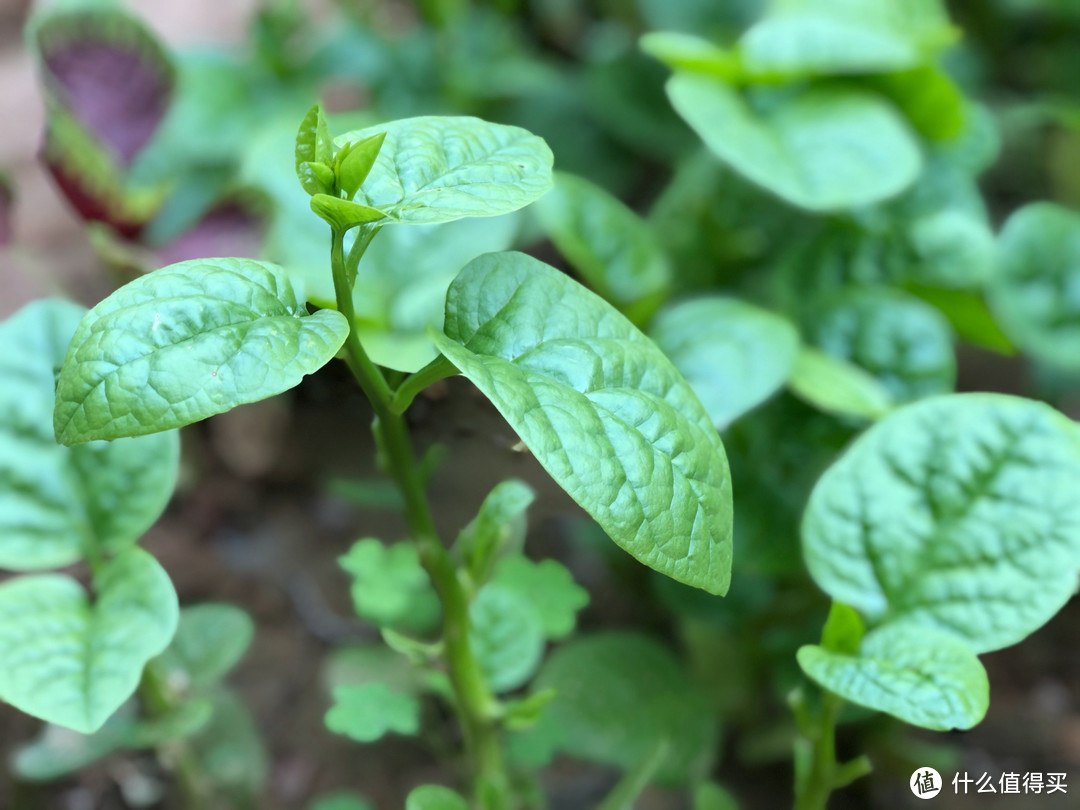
[788,347,893,420]
[324,644,429,696]
[809,287,956,404]
[639,32,743,79]
[536,172,672,323]
[798,624,989,731]
[308,793,375,810]
[295,104,334,196]
[54,258,350,444]
[456,479,536,584]
[820,603,865,655]
[596,740,670,810]
[125,696,214,747]
[405,786,469,810]
[336,116,553,225]
[309,193,387,230]
[325,683,421,743]
[339,539,441,634]
[470,585,545,693]
[666,74,922,211]
[336,131,387,200]
[188,691,267,798]
[510,632,717,784]
[433,252,733,595]
[694,782,740,810]
[802,394,1080,652]
[738,0,956,78]
[490,556,589,641]
[905,285,1015,355]
[151,603,254,690]
[650,297,800,430]
[988,203,1080,371]
[872,65,967,141]
[0,299,180,570]
[0,548,179,733]
[11,703,136,781]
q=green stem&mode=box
[138,667,205,810]
[791,689,871,810]
[390,354,459,415]
[330,227,509,809]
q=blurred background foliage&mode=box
[3,0,1080,808]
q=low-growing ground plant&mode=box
[5,1,1080,809]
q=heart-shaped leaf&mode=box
[798,624,989,731]
[336,117,553,224]
[470,585,546,693]
[802,394,1080,652]
[0,300,179,571]
[536,172,672,323]
[988,202,1080,371]
[0,548,179,733]
[665,73,922,211]
[432,252,733,595]
[650,297,800,430]
[54,258,350,444]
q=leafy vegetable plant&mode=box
[6,0,1080,808]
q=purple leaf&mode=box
[34,9,174,166]
[156,195,270,266]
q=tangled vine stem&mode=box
[330,227,510,808]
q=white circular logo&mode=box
[911,767,943,799]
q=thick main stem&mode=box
[330,228,509,808]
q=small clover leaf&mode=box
[324,683,421,743]
[490,556,589,641]
[339,539,441,635]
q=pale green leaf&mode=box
[650,296,800,430]
[695,782,740,810]
[151,603,254,690]
[788,347,893,420]
[433,252,733,595]
[798,624,989,731]
[335,117,553,225]
[189,691,267,797]
[802,394,1080,652]
[405,786,469,810]
[336,131,387,200]
[456,479,536,583]
[339,539,440,634]
[810,287,956,404]
[739,0,956,78]
[0,300,179,570]
[536,172,672,323]
[820,603,865,655]
[666,73,922,211]
[11,703,136,781]
[308,793,375,810]
[309,194,387,230]
[54,258,350,444]
[470,585,545,693]
[491,556,589,640]
[639,32,742,79]
[325,683,420,743]
[988,203,1080,371]
[510,632,717,784]
[0,548,179,733]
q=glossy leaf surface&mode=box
[433,252,733,594]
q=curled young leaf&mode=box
[54,258,350,444]
[336,117,554,224]
[295,103,334,196]
[798,624,989,731]
[336,131,387,200]
[432,252,733,595]
[802,394,1080,652]
[0,548,179,734]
